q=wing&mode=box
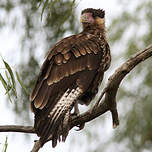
[30,32,105,111]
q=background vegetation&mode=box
[0,0,151,151]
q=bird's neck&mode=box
[82,23,106,39]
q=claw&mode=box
[74,101,80,115]
[71,100,80,116]
[71,101,85,131]
[75,123,85,131]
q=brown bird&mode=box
[30,8,111,147]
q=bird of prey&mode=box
[30,8,111,147]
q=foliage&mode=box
[36,0,76,21]
[0,59,17,103]
[0,58,29,102]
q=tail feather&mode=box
[62,111,70,142]
[35,87,82,147]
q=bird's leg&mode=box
[71,100,80,116]
[71,101,85,131]
[73,100,80,115]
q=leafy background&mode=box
[0,0,152,151]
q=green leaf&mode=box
[49,0,53,17]
[36,0,45,9]
[0,72,12,102]
[2,59,17,99]
[15,71,29,95]
[41,0,49,20]
[5,71,17,100]
[57,0,75,31]
[5,71,11,87]
[0,72,11,99]
[3,136,8,152]
[4,70,12,92]
[0,73,8,91]
[2,59,16,90]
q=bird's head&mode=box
[81,8,105,30]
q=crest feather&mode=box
[82,8,105,18]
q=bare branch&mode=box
[70,44,152,128]
[0,125,35,133]
[31,140,42,152]
[0,44,151,152]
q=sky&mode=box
[0,0,125,151]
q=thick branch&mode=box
[0,45,151,152]
[70,44,152,128]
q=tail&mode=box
[34,87,82,147]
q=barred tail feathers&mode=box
[36,87,82,147]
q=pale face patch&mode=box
[80,13,95,24]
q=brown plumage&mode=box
[30,8,111,147]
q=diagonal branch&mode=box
[70,44,152,128]
[0,44,152,152]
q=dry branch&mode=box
[0,125,35,133]
[0,44,152,152]
[70,44,152,128]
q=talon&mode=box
[71,112,80,117]
[75,123,85,131]
[71,100,80,116]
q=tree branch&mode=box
[70,44,152,128]
[0,44,152,152]
[0,125,35,133]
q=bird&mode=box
[30,8,111,148]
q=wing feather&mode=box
[63,52,71,60]
[34,81,49,108]
[30,59,53,101]
[55,54,63,65]
[72,47,81,57]
[88,40,99,54]
[39,87,51,109]
[31,32,103,110]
